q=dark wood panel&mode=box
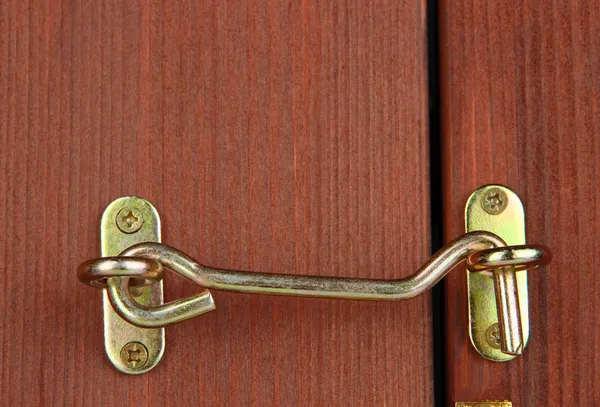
[440,0,600,405]
[0,0,432,405]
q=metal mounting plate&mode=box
[101,196,165,373]
[465,185,528,361]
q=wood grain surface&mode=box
[0,1,432,405]
[440,0,600,405]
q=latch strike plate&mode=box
[466,185,528,361]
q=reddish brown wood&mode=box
[0,0,432,405]
[440,0,600,405]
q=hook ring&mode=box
[77,257,163,288]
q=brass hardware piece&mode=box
[107,232,503,303]
[79,188,551,373]
[456,402,512,407]
[466,185,538,361]
[82,235,548,326]
[100,197,165,374]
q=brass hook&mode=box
[79,230,550,356]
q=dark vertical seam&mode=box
[428,0,446,406]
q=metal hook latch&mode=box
[77,185,551,373]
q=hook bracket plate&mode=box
[101,196,165,373]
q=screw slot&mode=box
[116,207,144,233]
[481,188,509,215]
[486,323,502,349]
[120,341,148,369]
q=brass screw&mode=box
[116,207,144,233]
[486,323,502,349]
[120,341,148,369]
[481,188,508,215]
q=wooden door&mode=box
[440,0,600,405]
[3,0,599,406]
[0,0,433,405]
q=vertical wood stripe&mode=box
[440,0,600,405]
[0,0,432,405]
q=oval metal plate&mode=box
[465,185,528,361]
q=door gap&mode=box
[427,0,447,406]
